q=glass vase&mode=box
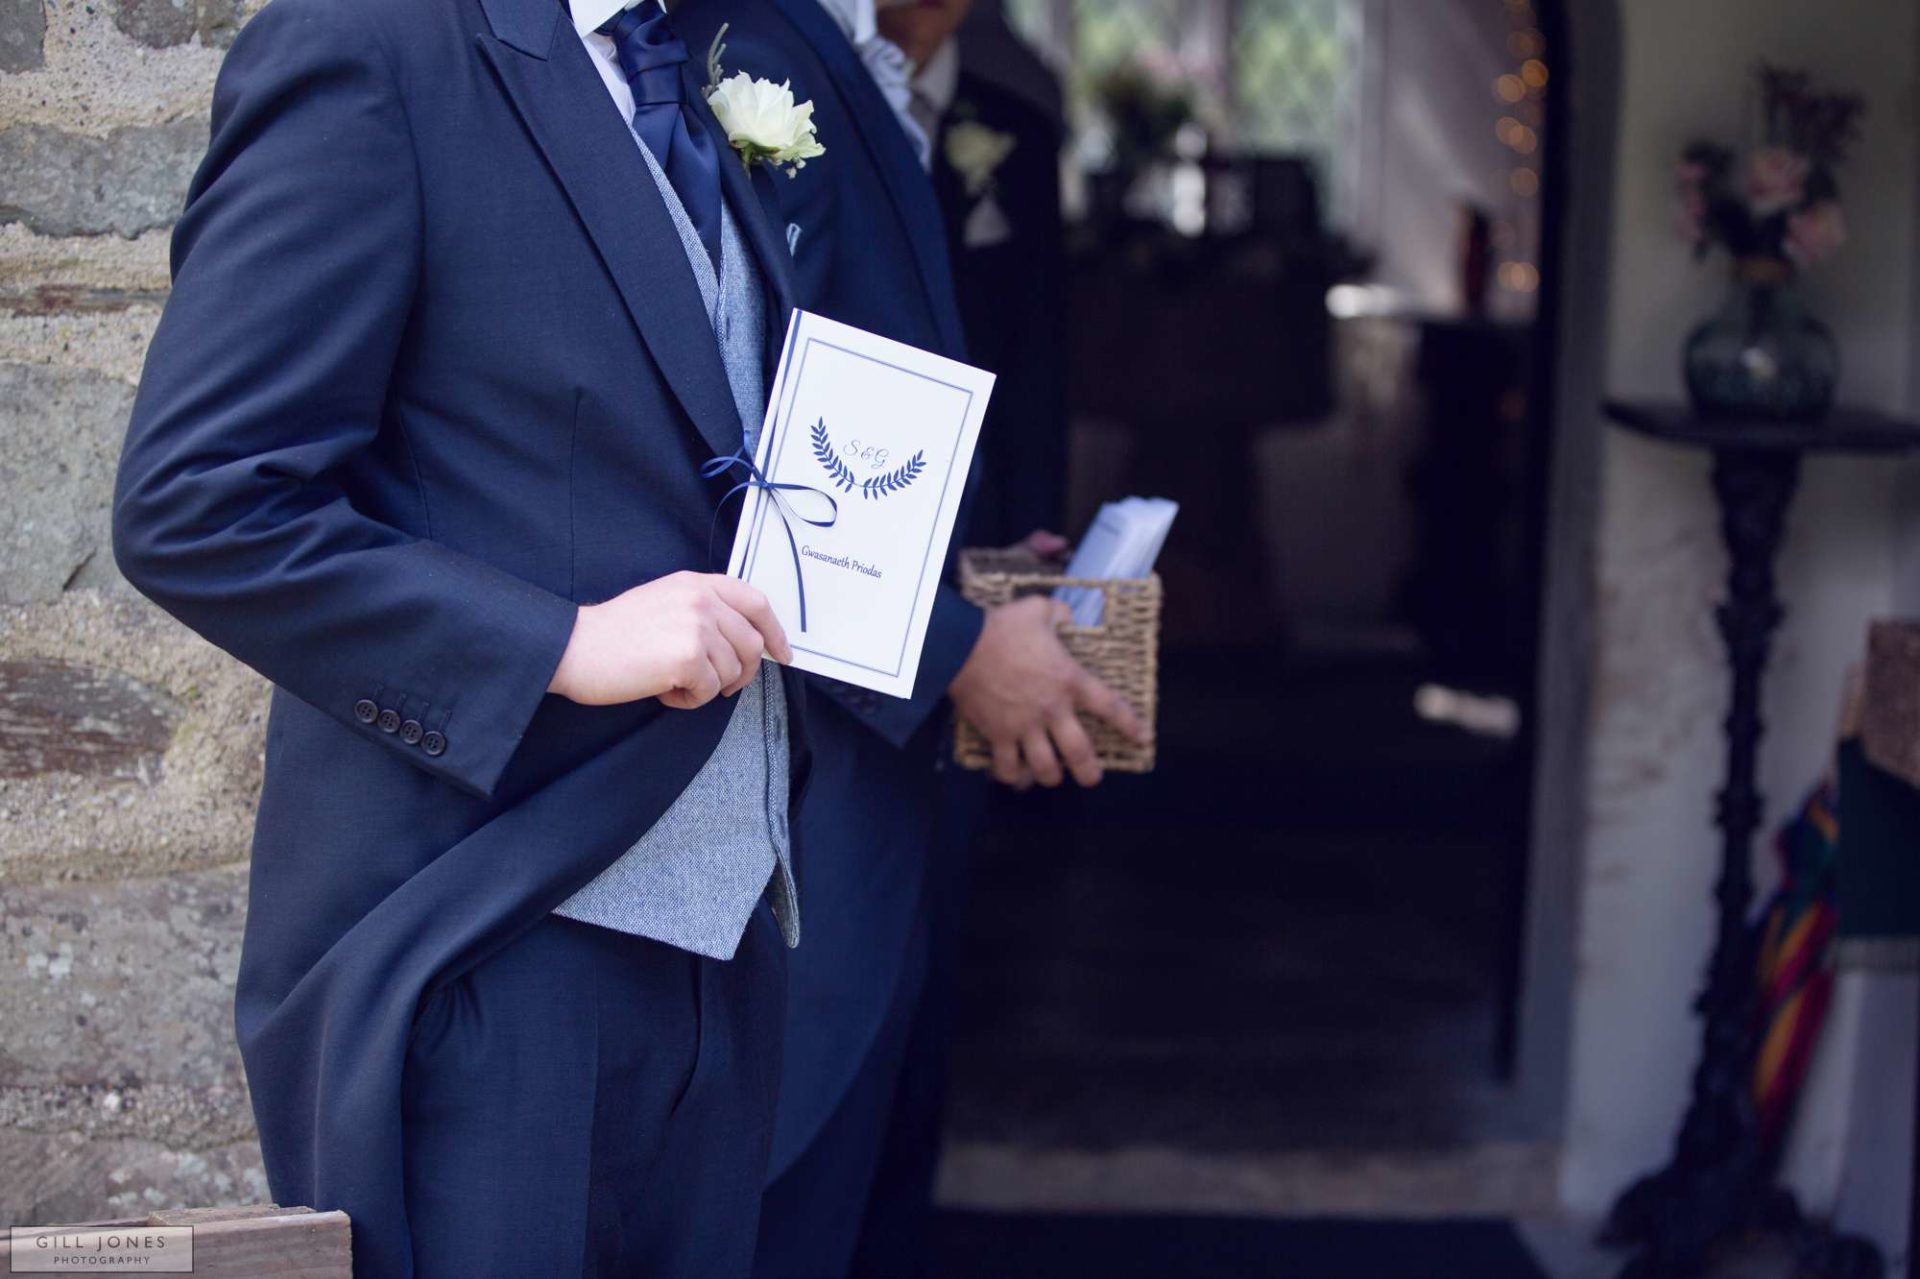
[1683,258,1839,421]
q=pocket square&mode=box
[963,197,1012,248]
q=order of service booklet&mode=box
[724,309,996,698]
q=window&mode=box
[1006,0,1364,218]
[1231,0,1358,171]
[1004,0,1547,312]
[1071,0,1187,94]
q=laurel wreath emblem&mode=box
[811,420,925,501]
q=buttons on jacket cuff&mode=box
[356,699,444,757]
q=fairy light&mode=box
[1491,0,1545,302]
[1498,261,1540,292]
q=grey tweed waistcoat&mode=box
[552,139,799,959]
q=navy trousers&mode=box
[401,905,787,1279]
[848,768,987,1278]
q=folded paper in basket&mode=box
[1056,497,1178,626]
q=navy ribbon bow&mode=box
[703,445,840,632]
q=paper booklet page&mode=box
[726,309,996,698]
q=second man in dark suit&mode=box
[673,2,1138,1275]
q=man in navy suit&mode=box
[850,7,1076,1273]
[673,2,1141,1276]
[112,0,818,1274]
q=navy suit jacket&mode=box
[112,0,807,1272]
[674,0,982,1178]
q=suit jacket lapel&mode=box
[475,0,745,460]
[768,0,967,358]
[683,61,799,356]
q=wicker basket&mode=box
[952,548,1160,773]
[1863,620,1920,789]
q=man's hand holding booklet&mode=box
[724,309,995,698]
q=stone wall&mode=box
[1,0,271,1225]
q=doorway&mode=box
[945,0,1589,1202]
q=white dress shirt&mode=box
[577,19,639,122]
[908,38,959,155]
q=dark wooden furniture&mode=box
[1064,230,1336,647]
[1598,400,1920,1279]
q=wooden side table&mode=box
[1598,401,1920,1279]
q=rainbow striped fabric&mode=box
[1752,778,1841,1147]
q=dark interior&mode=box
[946,0,1570,1162]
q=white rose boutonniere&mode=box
[944,119,1016,247]
[704,25,825,178]
[944,121,1016,198]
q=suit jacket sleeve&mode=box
[112,0,579,802]
[824,583,982,749]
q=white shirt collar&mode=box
[568,0,663,39]
[913,39,960,116]
[812,0,876,47]
[577,22,634,122]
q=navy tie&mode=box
[598,3,724,271]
